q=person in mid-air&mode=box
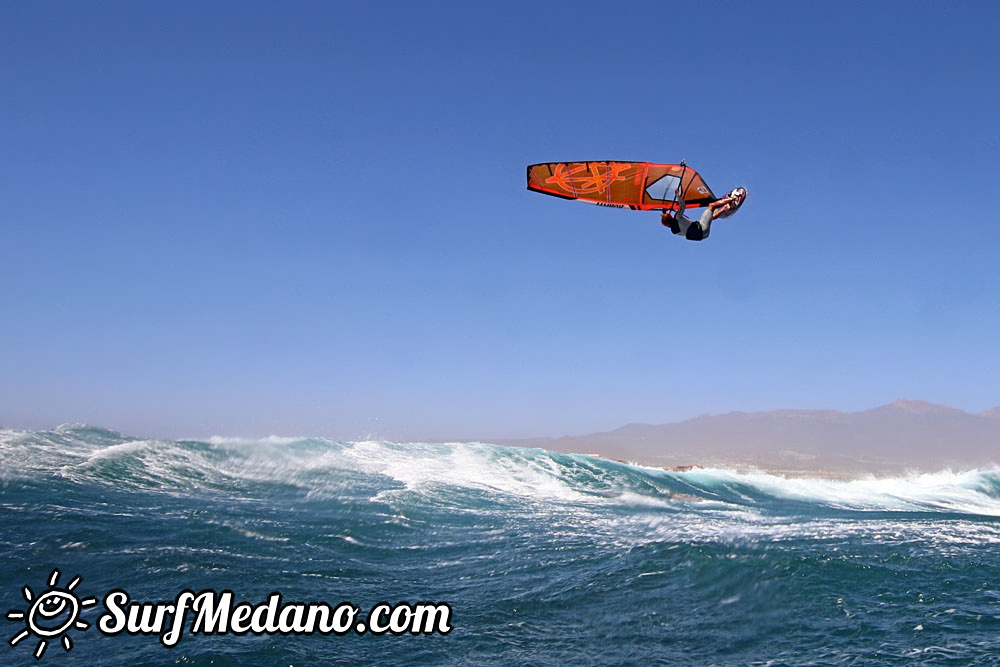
[661,186,747,241]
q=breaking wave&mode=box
[4,425,1000,518]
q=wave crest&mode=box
[4,427,1000,517]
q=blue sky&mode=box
[3,1,999,440]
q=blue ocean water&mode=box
[3,426,1000,665]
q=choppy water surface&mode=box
[3,426,1000,664]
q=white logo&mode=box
[6,570,452,657]
[6,569,97,659]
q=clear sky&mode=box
[3,1,1000,440]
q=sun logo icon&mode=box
[6,569,97,659]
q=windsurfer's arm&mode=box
[674,187,687,218]
[663,187,693,235]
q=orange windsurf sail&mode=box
[526,161,717,211]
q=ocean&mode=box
[3,425,1000,665]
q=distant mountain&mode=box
[498,399,1000,474]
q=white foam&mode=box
[348,441,593,504]
[84,440,150,461]
[675,466,1000,516]
[207,435,306,446]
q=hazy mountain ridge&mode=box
[499,399,1000,474]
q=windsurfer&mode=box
[661,186,747,241]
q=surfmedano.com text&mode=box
[98,589,452,646]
